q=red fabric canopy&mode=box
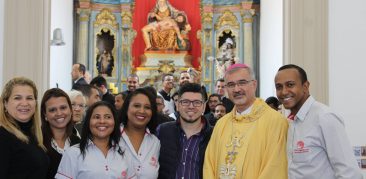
[131,0,201,68]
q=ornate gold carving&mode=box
[94,8,118,29]
[202,12,213,25]
[121,11,132,27]
[215,10,240,30]
[158,60,175,74]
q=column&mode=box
[243,9,255,68]
[76,9,90,65]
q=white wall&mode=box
[50,0,73,90]
[259,0,283,99]
[329,0,366,146]
[0,0,4,91]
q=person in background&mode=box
[71,63,88,89]
[0,77,49,178]
[90,75,115,106]
[41,88,80,179]
[56,101,129,179]
[213,103,227,124]
[67,90,87,136]
[215,78,234,112]
[265,96,280,111]
[119,88,160,178]
[157,83,213,179]
[156,95,166,114]
[157,73,175,115]
[204,94,222,122]
[122,74,140,96]
[204,64,288,179]
[72,84,101,108]
[179,70,191,87]
[115,92,127,111]
[275,64,362,179]
[168,91,179,120]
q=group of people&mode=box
[0,62,363,179]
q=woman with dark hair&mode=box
[56,101,129,179]
[0,77,48,179]
[40,88,80,178]
[119,88,160,179]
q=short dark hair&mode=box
[120,88,158,134]
[178,83,205,100]
[208,93,222,102]
[90,76,107,88]
[216,78,225,85]
[72,84,100,98]
[265,96,280,109]
[278,64,308,84]
[77,63,86,75]
[161,73,174,82]
[128,74,139,81]
[80,101,122,159]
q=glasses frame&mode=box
[179,99,204,107]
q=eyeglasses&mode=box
[179,99,204,107]
[225,79,254,89]
[71,103,86,109]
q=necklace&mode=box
[219,100,265,179]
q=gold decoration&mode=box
[202,12,213,25]
[242,9,256,23]
[121,11,132,27]
[215,10,240,30]
[94,8,118,29]
[77,9,90,22]
[158,60,175,74]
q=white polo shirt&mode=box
[55,141,130,179]
[288,96,362,179]
[119,125,160,179]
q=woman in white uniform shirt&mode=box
[56,101,129,179]
[119,88,160,179]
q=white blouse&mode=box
[119,125,160,179]
[55,141,130,179]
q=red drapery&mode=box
[132,0,202,68]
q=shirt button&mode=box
[183,162,185,165]
[138,166,141,168]
[185,148,188,151]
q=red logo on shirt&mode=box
[150,156,158,168]
[294,140,309,153]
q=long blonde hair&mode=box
[0,77,45,150]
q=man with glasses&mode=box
[204,63,288,179]
[275,64,362,179]
[157,83,213,179]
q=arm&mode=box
[203,126,218,178]
[0,130,11,177]
[258,117,288,179]
[320,113,363,179]
[55,148,78,179]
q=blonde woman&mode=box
[0,77,48,178]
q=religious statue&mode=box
[96,50,114,76]
[216,38,236,78]
[142,0,191,51]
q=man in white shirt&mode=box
[275,64,362,179]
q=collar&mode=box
[236,104,253,115]
[294,96,315,122]
[176,115,210,135]
[74,77,83,84]
[120,124,152,135]
[159,89,171,101]
[232,98,266,123]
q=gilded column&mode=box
[242,9,255,68]
[76,9,90,65]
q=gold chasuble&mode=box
[203,99,288,179]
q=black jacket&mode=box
[157,116,213,179]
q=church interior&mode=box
[1,0,366,176]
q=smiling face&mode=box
[127,77,139,92]
[215,81,226,96]
[89,105,115,141]
[127,94,152,130]
[275,68,310,115]
[225,68,257,112]
[45,97,72,130]
[5,85,37,123]
[178,92,205,124]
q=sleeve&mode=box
[0,130,11,176]
[320,113,363,179]
[55,148,78,179]
[258,116,288,179]
[203,125,218,179]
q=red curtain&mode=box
[131,0,202,68]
